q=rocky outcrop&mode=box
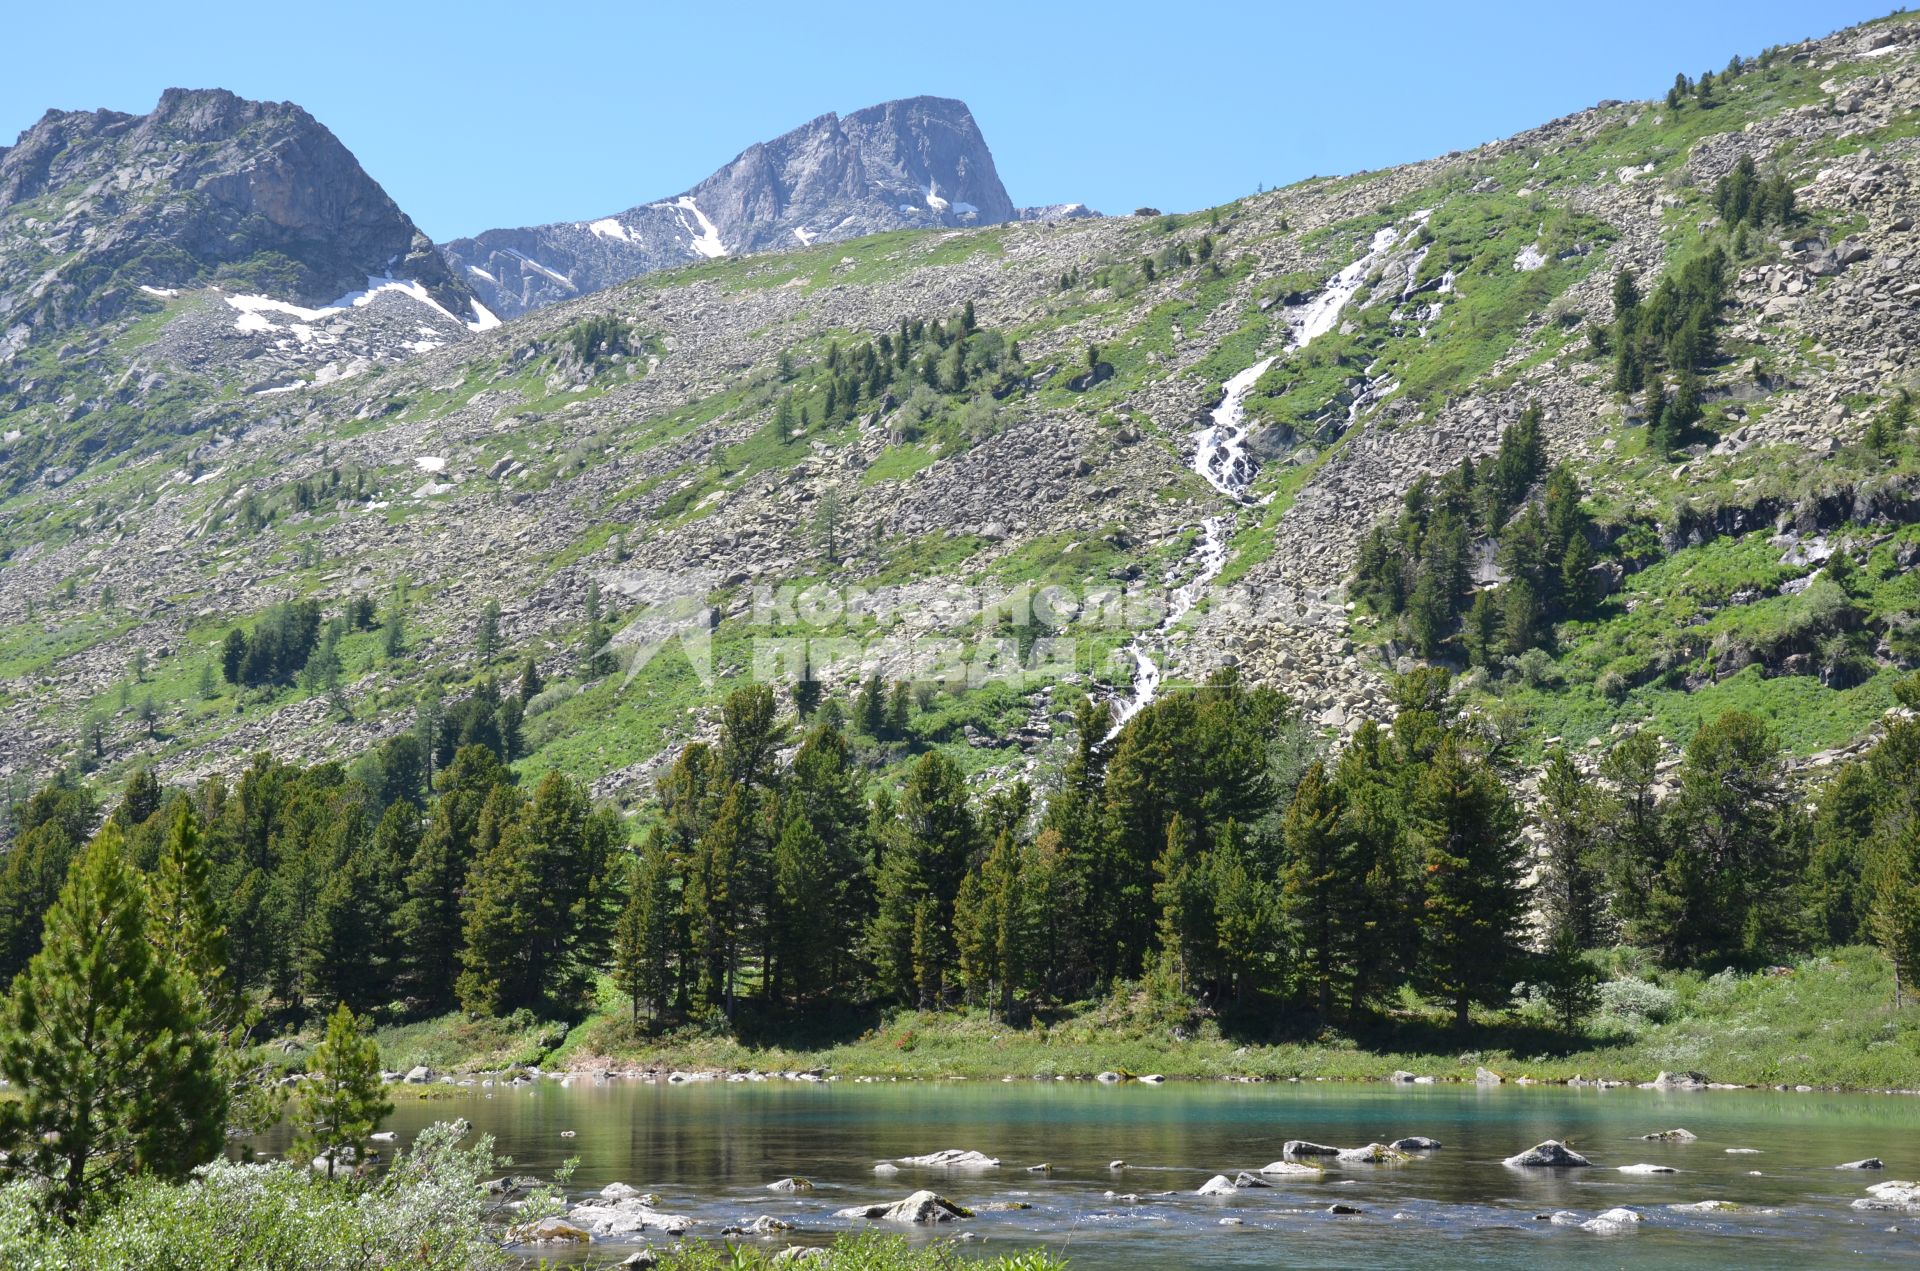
[0,88,472,330]
[441,97,1017,319]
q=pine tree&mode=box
[1413,737,1528,1027]
[1280,762,1355,1015]
[1536,748,1606,946]
[770,807,834,1002]
[1870,820,1920,1009]
[613,839,677,1022]
[0,823,225,1223]
[290,1004,393,1182]
[476,599,502,664]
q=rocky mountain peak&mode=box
[0,87,472,330]
[440,94,1028,318]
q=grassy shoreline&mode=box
[363,946,1920,1095]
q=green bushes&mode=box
[0,1122,513,1271]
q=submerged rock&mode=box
[1641,1128,1698,1142]
[873,1163,901,1177]
[1670,1200,1741,1213]
[1504,1140,1592,1168]
[1837,1157,1886,1170]
[1618,1163,1679,1174]
[834,1190,973,1223]
[1327,1203,1364,1215]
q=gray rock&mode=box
[1504,1140,1592,1168]
[834,1190,973,1223]
[1837,1157,1886,1170]
[1283,1140,1342,1157]
[895,1150,998,1169]
[1640,1128,1697,1142]
[1581,1207,1644,1233]
[1389,1137,1442,1152]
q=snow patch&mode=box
[138,284,178,298]
[925,184,950,213]
[588,218,632,243]
[468,299,501,332]
[414,456,447,473]
[951,201,979,216]
[465,264,498,284]
[1513,244,1547,271]
[672,197,727,258]
[792,227,817,246]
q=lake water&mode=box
[272,1079,1920,1268]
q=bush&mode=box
[1598,977,1679,1027]
[0,1122,513,1271]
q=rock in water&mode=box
[1836,1157,1886,1170]
[1641,1128,1698,1142]
[767,1177,814,1192]
[566,1198,694,1237]
[1651,1071,1710,1091]
[1336,1143,1408,1164]
[515,1216,592,1244]
[1258,1160,1325,1176]
[1854,1181,1920,1211]
[834,1191,974,1223]
[1389,1137,1442,1152]
[1196,1174,1239,1196]
[1283,1140,1341,1157]
[1581,1207,1645,1233]
[1504,1140,1593,1168]
[1618,1163,1679,1174]
[895,1150,999,1169]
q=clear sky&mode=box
[1,0,1895,242]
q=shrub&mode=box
[0,1122,513,1271]
[1598,977,1679,1027]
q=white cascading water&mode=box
[1102,217,1419,737]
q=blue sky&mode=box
[1,1,1894,242]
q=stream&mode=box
[1105,219,1416,732]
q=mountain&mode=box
[440,96,1022,318]
[2,14,1918,807]
[0,88,474,333]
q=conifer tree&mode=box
[290,1004,392,1182]
[1280,761,1355,1015]
[613,839,677,1022]
[0,824,224,1223]
[1413,737,1527,1027]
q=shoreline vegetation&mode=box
[367,944,1920,1095]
